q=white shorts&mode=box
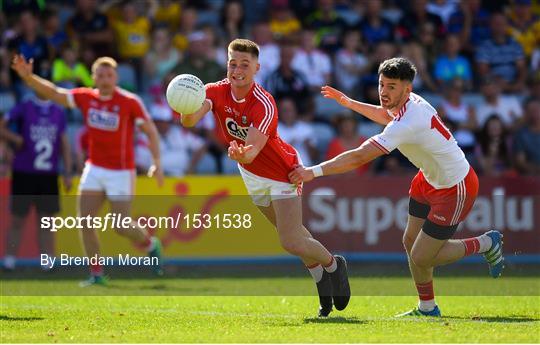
[238,164,302,207]
[79,163,135,201]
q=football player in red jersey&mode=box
[178,39,350,317]
[12,55,165,285]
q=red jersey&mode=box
[67,87,150,170]
[206,79,298,182]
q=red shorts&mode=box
[409,167,479,226]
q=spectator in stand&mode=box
[532,48,540,72]
[475,115,513,177]
[0,133,12,178]
[513,98,540,175]
[292,28,332,92]
[172,6,198,54]
[52,44,93,88]
[277,98,318,166]
[269,2,301,40]
[111,1,151,92]
[326,111,370,175]
[201,24,227,66]
[361,41,397,92]
[264,40,311,114]
[251,21,280,85]
[334,29,368,96]
[397,0,445,42]
[426,0,458,26]
[476,75,523,130]
[437,79,477,158]
[529,74,540,99]
[172,31,225,84]
[66,0,113,57]
[507,0,540,58]
[8,10,51,99]
[135,98,206,177]
[143,25,180,93]
[304,0,347,54]
[149,0,181,31]
[219,0,247,45]
[434,34,473,89]
[447,0,491,54]
[42,8,68,59]
[400,23,438,92]
[475,13,526,93]
[354,0,395,48]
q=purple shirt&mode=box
[7,99,66,174]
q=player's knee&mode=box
[402,234,415,253]
[410,248,432,269]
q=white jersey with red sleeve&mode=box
[67,87,151,170]
[369,92,470,189]
[205,79,298,183]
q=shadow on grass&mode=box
[304,316,366,324]
[444,315,540,323]
[0,315,44,321]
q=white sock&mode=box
[307,264,323,283]
[3,255,16,269]
[418,299,436,312]
[145,237,156,252]
[477,234,493,253]
[323,256,337,273]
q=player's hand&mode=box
[288,164,315,185]
[63,175,73,192]
[321,85,351,108]
[227,140,253,163]
[148,164,164,187]
[11,54,33,80]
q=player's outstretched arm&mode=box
[139,120,164,187]
[228,127,268,164]
[11,54,72,108]
[180,99,212,127]
[321,85,393,126]
[288,141,384,184]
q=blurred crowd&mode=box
[1,0,539,178]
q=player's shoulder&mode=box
[252,83,276,106]
[398,93,436,123]
[116,87,141,101]
[115,87,147,106]
[206,78,230,90]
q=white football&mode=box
[166,74,206,114]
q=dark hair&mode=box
[378,57,417,82]
[479,114,509,162]
[228,39,259,58]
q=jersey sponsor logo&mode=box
[225,117,249,141]
[88,108,120,131]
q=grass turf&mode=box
[1,275,539,343]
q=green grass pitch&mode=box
[1,273,539,343]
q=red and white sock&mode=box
[323,256,337,273]
[90,264,103,277]
[462,234,492,256]
[306,263,323,283]
[416,280,436,312]
[142,236,153,252]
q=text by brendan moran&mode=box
[40,254,158,268]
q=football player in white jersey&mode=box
[289,57,504,317]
